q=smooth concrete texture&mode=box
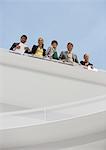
[0,103,26,112]
[0,111,106,149]
[0,50,106,149]
[0,50,106,109]
[3,136,106,150]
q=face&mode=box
[20,36,27,44]
[84,54,89,62]
[67,44,73,52]
[38,38,44,46]
[52,43,57,49]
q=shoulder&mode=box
[32,45,38,50]
[47,46,51,50]
[72,53,77,57]
[89,62,93,66]
[80,60,84,65]
[32,45,37,47]
[12,43,19,46]
[62,51,66,54]
[43,48,46,51]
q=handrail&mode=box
[1,49,106,87]
[1,49,75,66]
[0,48,106,72]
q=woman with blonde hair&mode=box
[31,37,46,58]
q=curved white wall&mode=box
[0,49,106,109]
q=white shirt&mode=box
[67,52,73,62]
[15,42,27,55]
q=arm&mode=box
[80,61,84,65]
[43,49,46,57]
[73,54,79,63]
[31,45,37,54]
[59,51,65,60]
[46,47,51,56]
[10,43,19,50]
[75,55,79,63]
[24,47,31,54]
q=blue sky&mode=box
[0,0,106,70]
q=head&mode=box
[67,42,73,53]
[83,53,89,63]
[20,35,27,44]
[38,37,44,47]
[51,40,58,49]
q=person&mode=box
[10,35,30,54]
[31,37,46,58]
[59,42,79,63]
[46,40,59,60]
[80,53,93,67]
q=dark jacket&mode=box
[80,61,93,67]
[31,45,46,56]
[59,51,79,63]
[10,43,19,50]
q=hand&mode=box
[62,60,65,63]
[24,47,30,52]
[16,45,20,49]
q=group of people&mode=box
[10,35,93,68]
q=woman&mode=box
[31,37,46,58]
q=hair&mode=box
[38,37,44,48]
[51,40,58,45]
[84,53,89,58]
[38,37,44,42]
[67,42,73,47]
[21,35,27,39]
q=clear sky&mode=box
[0,0,106,70]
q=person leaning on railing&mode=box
[31,37,46,58]
[59,42,79,64]
[80,53,93,68]
[9,35,30,54]
[46,40,59,60]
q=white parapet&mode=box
[0,49,106,149]
[0,49,106,108]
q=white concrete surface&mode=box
[0,49,106,150]
[0,103,26,112]
[3,135,106,150]
[0,49,106,109]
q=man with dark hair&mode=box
[10,35,30,54]
[51,40,58,46]
[46,40,59,60]
[59,42,79,63]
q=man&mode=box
[46,40,59,60]
[80,53,93,67]
[10,35,30,54]
[59,42,79,63]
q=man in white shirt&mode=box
[10,35,30,55]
